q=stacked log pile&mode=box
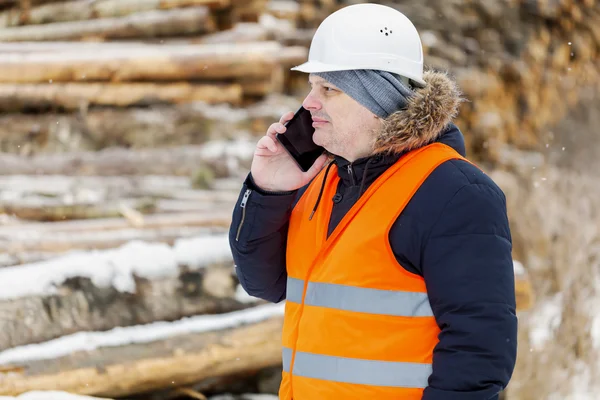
[0,0,307,155]
[0,231,284,398]
[0,0,596,159]
[0,4,299,397]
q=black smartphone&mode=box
[276,106,325,172]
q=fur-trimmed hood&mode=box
[372,70,463,155]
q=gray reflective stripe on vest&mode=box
[282,347,431,388]
[286,277,433,317]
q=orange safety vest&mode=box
[280,143,466,399]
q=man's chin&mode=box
[312,131,324,147]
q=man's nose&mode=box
[302,91,322,111]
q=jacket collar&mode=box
[334,123,466,188]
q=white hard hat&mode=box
[291,3,426,87]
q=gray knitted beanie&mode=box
[313,70,416,119]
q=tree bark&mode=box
[0,7,216,41]
[0,315,282,398]
[0,41,283,83]
[0,0,230,28]
[0,262,259,352]
[0,82,242,111]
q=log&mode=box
[0,7,216,41]
[0,393,110,400]
[0,217,230,254]
[0,95,299,153]
[0,0,230,28]
[0,251,54,268]
[266,0,299,22]
[0,209,234,267]
[0,309,283,397]
[0,144,255,176]
[0,0,73,6]
[0,40,199,52]
[0,0,73,10]
[0,82,243,111]
[229,0,267,23]
[196,22,269,44]
[0,41,284,83]
[213,0,267,29]
[0,208,233,236]
[0,197,157,221]
[513,260,534,311]
[0,258,259,351]
[0,175,239,205]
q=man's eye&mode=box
[324,86,335,92]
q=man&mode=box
[229,3,517,400]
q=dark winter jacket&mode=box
[228,71,517,400]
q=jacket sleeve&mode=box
[228,174,298,303]
[420,182,518,400]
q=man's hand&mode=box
[251,111,328,192]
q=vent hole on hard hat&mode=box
[380,27,392,36]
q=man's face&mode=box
[302,74,382,162]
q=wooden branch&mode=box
[0,41,282,82]
[0,82,243,111]
[0,0,231,28]
[0,264,259,351]
[0,7,216,41]
[0,315,283,397]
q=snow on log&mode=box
[0,234,264,352]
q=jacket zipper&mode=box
[235,189,251,241]
[347,164,356,185]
